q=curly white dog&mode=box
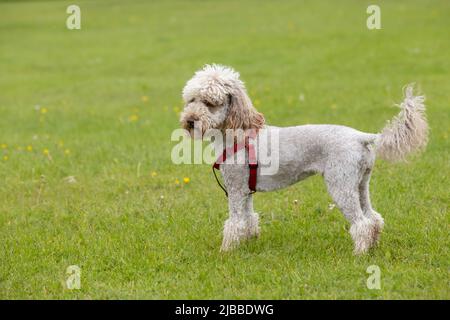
[180,64,428,254]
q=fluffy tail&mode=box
[376,84,428,162]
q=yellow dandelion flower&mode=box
[151,171,157,177]
[43,148,49,155]
[174,179,180,185]
[330,103,337,110]
[1,143,7,149]
[3,155,8,161]
[40,107,48,114]
[26,145,33,152]
[58,140,64,148]
[64,149,71,155]
[141,96,149,102]
[288,21,295,31]
[183,177,190,184]
[128,114,139,122]
[173,106,180,113]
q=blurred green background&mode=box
[0,0,448,299]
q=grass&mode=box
[0,0,449,299]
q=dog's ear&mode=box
[225,86,265,131]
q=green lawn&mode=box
[0,0,449,299]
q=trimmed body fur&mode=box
[180,65,428,254]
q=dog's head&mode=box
[180,64,265,138]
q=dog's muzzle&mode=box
[186,120,195,129]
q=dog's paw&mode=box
[247,212,260,239]
[221,218,245,251]
[221,215,261,251]
[350,217,374,255]
[369,211,384,245]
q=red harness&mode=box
[212,137,258,197]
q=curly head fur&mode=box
[180,64,265,137]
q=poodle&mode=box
[179,64,428,254]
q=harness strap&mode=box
[247,142,257,193]
[212,166,228,197]
[212,137,258,197]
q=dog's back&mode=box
[256,124,376,191]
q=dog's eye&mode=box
[189,98,195,103]
[203,100,215,108]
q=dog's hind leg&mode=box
[221,193,259,252]
[359,169,384,245]
[324,164,375,255]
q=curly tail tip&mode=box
[376,84,429,162]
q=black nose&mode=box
[187,120,195,129]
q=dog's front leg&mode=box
[221,192,259,252]
[243,194,260,239]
